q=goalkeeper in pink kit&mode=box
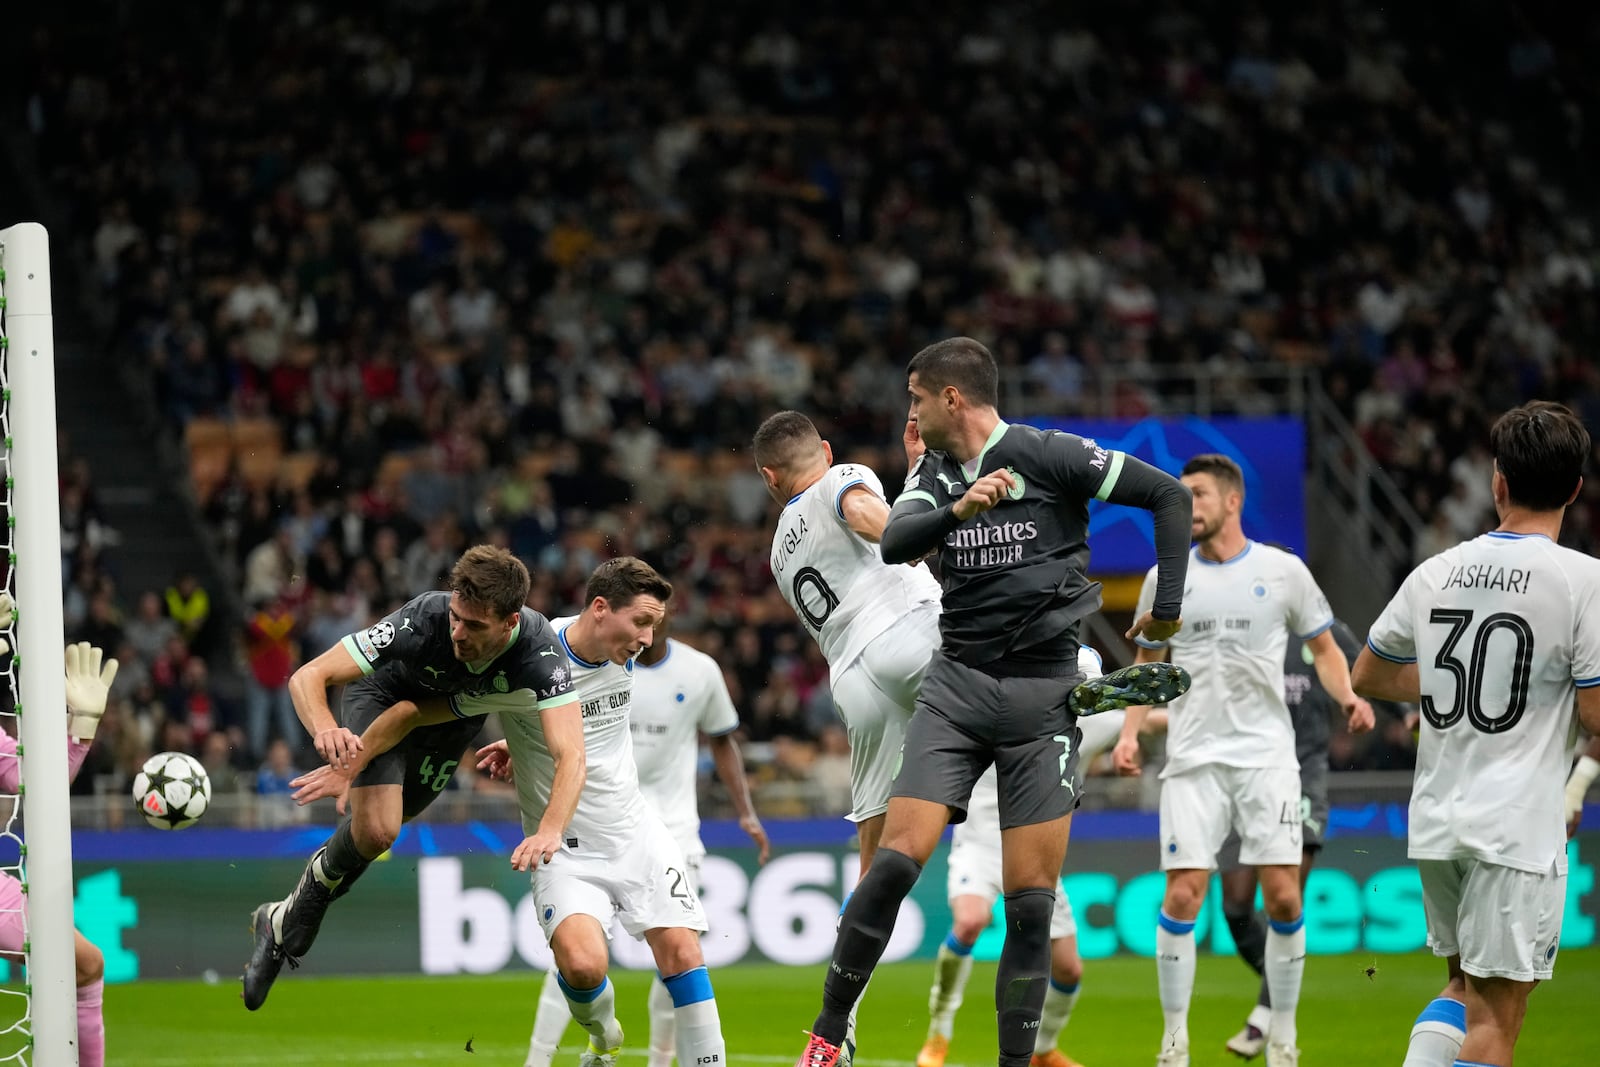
[0,597,119,1067]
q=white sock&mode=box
[1156,912,1196,1051]
[662,967,725,1067]
[1034,978,1080,1054]
[525,968,574,1067]
[1247,1003,1272,1035]
[648,976,676,1067]
[927,937,975,1040]
[559,973,622,1052]
[1264,917,1306,1049]
[1402,998,1466,1067]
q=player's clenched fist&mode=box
[953,469,1016,521]
[314,726,363,770]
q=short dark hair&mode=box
[752,411,823,471]
[450,545,531,617]
[906,337,999,407]
[1490,401,1590,511]
[1181,453,1245,497]
[586,556,674,610]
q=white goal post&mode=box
[1,221,79,1066]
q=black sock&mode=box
[319,817,373,884]
[813,848,923,1044]
[1225,905,1268,978]
[996,887,1054,1067]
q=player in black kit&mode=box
[797,337,1195,1067]
[242,546,578,1010]
[1216,615,1408,1059]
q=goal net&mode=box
[0,222,79,1065]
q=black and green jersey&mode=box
[340,592,574,717]
[884,421,1191,671]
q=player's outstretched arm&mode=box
[709,732,770,864]
[880,491,963,564]
[1350,645,1420,704]
[290,698,454,810]
[1112,645,1169,776]
[839,485,892,545]
[1098,455,1192,633]
[511,699,585,872]
[1306,629,1375,734]
[289,642,371,769]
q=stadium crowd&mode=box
[18,1,1600,812]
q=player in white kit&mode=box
[327,558,727,1067]
[1113,454,1373,1067]
[753,411,943,874]
[918,646,1122,1067]
[1353,402,1600,1067]
[524,607,768,1067]
[754,410,942,1066]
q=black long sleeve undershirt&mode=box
[1102,455,1191,619]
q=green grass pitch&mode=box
[100,949,1598,1065]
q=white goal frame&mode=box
[1,222,78,1066]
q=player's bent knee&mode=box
[951,913,988,946]
[352,813,400,857]
[1261,888,1302,922]
[647,928,705,977]
[74,937,103,986]
[1163,875,1207,920]
[1051,954,1083,987]
[555,950,609,990]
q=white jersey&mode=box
[1368,531,1600,873]
[629,638,741,853]
[962,648,1108,833]
[1136,541,1333,777]
[771,463,941,676]
[500,615,644,854]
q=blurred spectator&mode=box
[253,738,304,827]
[199,732,245,798]
[163,573,210,649]
[243,595,300,759]
[810,724,854,816]
[165,657,218,748]
[126,591,179,664]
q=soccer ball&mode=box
[132,751,211,830]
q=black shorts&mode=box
[891,651,1085,830]
[343,678,487,820]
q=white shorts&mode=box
[1077,708,1126,763]
[945,840,1077,940]
[1159,764,1302,870]
[830,602,939,823]
[1419,855,1567,981]
[531,811,708,941]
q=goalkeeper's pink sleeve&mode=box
[0,732,91,793]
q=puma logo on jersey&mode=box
[400,617,414,632]
[936,471,963,496]
[423,666,445,679]
[538,646,558,657]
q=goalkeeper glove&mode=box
[65,641,119,742]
